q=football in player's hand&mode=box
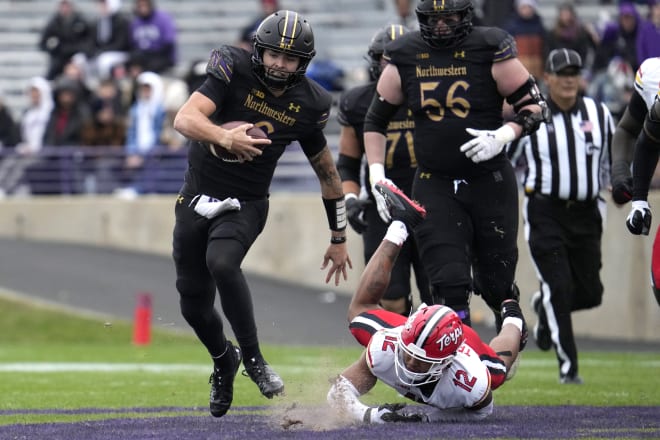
[208,121,268,162]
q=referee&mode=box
[507,48,615,385]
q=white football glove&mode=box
[459,125,516,163]
[190,194,241,219]
[369,163,396,223]
[626,200,652,235]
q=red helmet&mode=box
[395,304,464,385]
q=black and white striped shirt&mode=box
[507,96,615,201]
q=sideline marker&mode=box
[132,292,152,345]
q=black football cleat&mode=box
[374,182,427,229]
[242,356,284,399]
[501,299,528,351]
[209,341,242,418]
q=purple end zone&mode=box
[1,406,658,439]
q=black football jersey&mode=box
[337,82,417,193]
[186,45,333,200]
[384,27,518,178]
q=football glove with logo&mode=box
[459,125,517,163]
[345,193,371,234]
[369,163,396,223]
[626,200,652,235]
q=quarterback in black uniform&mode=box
[172,10,351,418]
[337,23,430,315]
[363,0,548,327]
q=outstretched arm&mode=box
[308,146,353,285]
[347,236,402,322]
[327,350,421,424]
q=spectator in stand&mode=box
[117,71,165,196]
[236,0,279,51]
[481,0,515,28]
[89,0,132,81]
[129,0,177,74]
[0,91,19,150]
[637,1,660,61]
[546,2,599,82]
[44,77,91,147]
[39,0,92,80]
[81,79,127,147]
[81,79,127,193]
[503,0,547,81]
[393,0,417,28]
[0,79,54,197]
[593,2,644,74]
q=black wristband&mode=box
[323,196,347,231]
[331,235,347,244]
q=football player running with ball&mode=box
[172,10,351,418]
[327,183,528,423]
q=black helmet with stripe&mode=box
[252,10,316,90]
[366,24,410,81]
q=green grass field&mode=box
[1,294,659,427]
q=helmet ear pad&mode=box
[251,10,316,90]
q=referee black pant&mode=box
[524,193,604,379]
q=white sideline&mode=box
[0,363,210,373]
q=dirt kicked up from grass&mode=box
[1,405,659,440]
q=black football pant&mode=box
[524,194,603,379]
[412,165,519,326]
[173,192,268,363]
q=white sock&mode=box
[384,220,408,246]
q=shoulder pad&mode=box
[476,26,518,62]
[206,46,235,85]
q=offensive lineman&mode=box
[363,0,548,328]
[337,23,431,316]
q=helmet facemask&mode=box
[394,339,455,386]
[415,1,474,49]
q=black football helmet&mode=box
[252,10,316,90]
[366,24,410,80]
[415,0,474,49]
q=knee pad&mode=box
[431,284,472,325]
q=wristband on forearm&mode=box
[323,196,347,231]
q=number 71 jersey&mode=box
[366,327,491,410]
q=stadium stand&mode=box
[0,0,620,195]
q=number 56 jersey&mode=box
[365,327,491,410]
[383,27,518,178]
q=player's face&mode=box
[262,49,301,80]
[402,351,433,374]
[429,13,461,36]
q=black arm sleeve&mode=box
[632,130,660,200]
[363,94,401,135]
